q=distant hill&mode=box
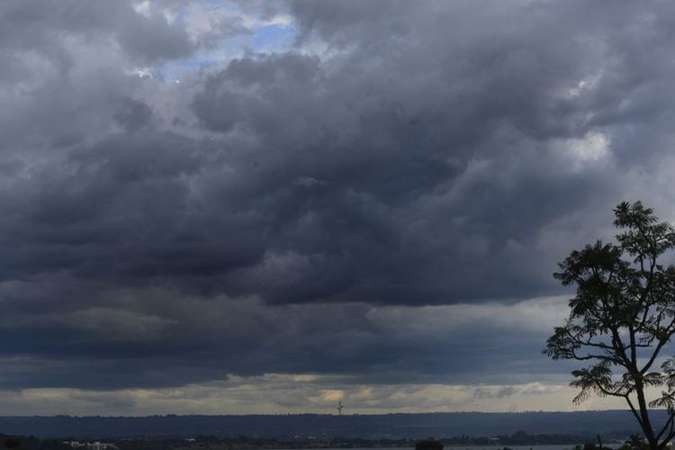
[0,410,665,439]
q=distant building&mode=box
[62,441,118,450]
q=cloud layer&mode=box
[1,0,675,413]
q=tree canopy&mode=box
[545,201,675,450]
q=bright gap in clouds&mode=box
[0,380,616,416]
[140,1,298,83]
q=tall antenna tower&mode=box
[337,400,344,415]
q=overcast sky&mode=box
[2,0,675,415]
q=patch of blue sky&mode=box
[252,24,296,52]
[156,22,296,83]
[158,36,248,82]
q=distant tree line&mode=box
[4,431,603,450]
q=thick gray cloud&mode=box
[0,1,193,66]
[0,0,675,410]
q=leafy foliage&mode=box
[545,202,675,450]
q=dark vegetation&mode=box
[0,432,595,450]
[546,201,675,450]
[0,435,70,450]
[415,440,443,450]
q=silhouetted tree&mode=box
[545,201,675,450]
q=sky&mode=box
[1,0,675,416]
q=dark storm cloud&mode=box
[0,289,568,389]
[1,0,675,393]
[0,1,193,64]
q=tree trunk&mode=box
[633,381,659,450]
